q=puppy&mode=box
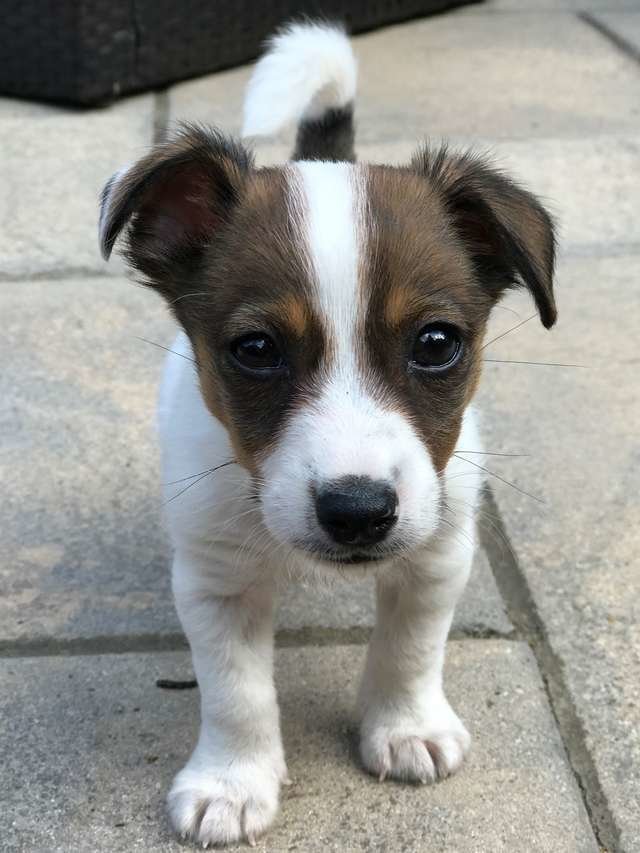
[99,21,556,847]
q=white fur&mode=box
[159,335,284,847]
[242,22,357,138]
[151,21,486,848]
[293,160,362,355]
[159,333,483,845]
[358,437,481,784]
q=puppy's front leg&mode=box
[168,552,286,847]
[358,536,474,784]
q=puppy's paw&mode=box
[168,755,285,847]
[360,700,470,784]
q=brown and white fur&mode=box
[99,21,556,848]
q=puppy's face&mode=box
[100,128,555,566]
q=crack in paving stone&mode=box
[0,633,189,659]
[478,484,621,853]
[579,11,640,66]
[0,268,116,283]
[0,622,517,660]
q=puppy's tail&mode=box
[241,20,357,162]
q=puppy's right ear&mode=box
[99,124,252,293]
[412,146,557,329]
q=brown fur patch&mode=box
[384,285,414,330]
[356,151,555,472]
[359,166,492,472]
[411,146,556,328]
[279,295,309,339]
[100,126,329,475]
[178,165,326,474]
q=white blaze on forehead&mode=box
[285,160,398,483]
[290,160,364,364]
[260,161,441,550]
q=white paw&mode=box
[168,754,285,847]
[360,699,470,784]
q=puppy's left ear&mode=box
[413,147,557,328]
[98,124,253,297]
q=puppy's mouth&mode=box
[317,551,385,565]
[291,541,399,567]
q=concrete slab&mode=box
[168,63,250,139]
[0,642,597,852]
[475,254,640,850]
[0,277,169,645]
[0,94,154,280]
[0,278,511,649]
[169,11,640,143]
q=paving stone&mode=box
[0,94,154,279]
[0,278,511,649]
[475,254,640,850]
[0,641,597,852]
[0,277,169,645]
[351,11,640,142]
[168,62,250,138]
[169,11,640,142]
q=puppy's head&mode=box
[100,126,556,566]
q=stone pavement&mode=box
[1,1,638,851]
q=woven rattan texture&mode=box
[2,0,480,105]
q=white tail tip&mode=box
[241,21,357,139]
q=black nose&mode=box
[315,476,398,546]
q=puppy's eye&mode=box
[230,333,285,374]
[411,324,461,370]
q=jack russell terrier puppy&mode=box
[99,20,556,848]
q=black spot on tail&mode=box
[292,104,355,162]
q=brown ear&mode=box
[412,146,557,328]
[99,124,252,292]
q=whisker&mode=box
[437,516,476,551]
[245,527,277,570]
[163,461,239,505]
[163,470,216,504]
[182,487,256,520]
[135,336,197,364]
[445,471,493,485]
[482,314,536,350]
[453,454,544,504]
[203,505,261,536]
[232,522,263,570]
[164,460,238,486]
[492,304,523,318]
[484,358,588,368]
[168,291,212,306]
[444,497,519,564]
[455,450,530,458]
